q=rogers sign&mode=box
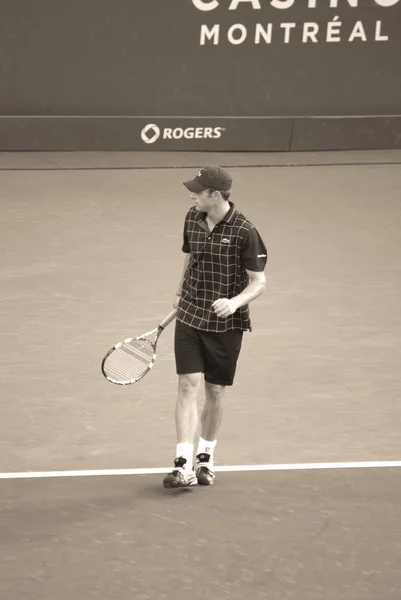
[140,124,225,144]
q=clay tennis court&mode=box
[1,150,401,599]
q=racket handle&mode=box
[159,308,177,330]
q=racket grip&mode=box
[159,308,178,330]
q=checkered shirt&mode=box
[177,202,267,332]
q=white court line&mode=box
[0,460,401,480]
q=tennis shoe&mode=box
[195,453,215,486]
[163,457,197,489]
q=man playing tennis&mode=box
[163,167,267,489]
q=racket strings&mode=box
[121,340,154,363]
[103,339,155,383]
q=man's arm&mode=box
[173,253,190,309]
[212,269,266,318]
[213,224,267,318]
[234,268,266,308]
[176,253,190,296]
[174,215,191,307]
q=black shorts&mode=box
[174,320,244,387]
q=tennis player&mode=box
[163,167,268,489]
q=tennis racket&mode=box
[101,309,177,385]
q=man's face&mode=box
[190,188,216,212]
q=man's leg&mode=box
[201,381,225,441]
[163,373,202,489]
[164,319,204,489]
[195,328,243,485]
[176,372,202,449]
[195,382,226,485]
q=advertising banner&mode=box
[0,117,292,151]
[1,114,399,151]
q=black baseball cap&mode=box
[183,167,232,194]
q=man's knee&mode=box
[205,381,225,402]
[178,373,202,397]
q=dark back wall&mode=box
[1,0,400,150]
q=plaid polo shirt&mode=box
[177,202,267,333]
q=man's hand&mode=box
[173,292,181,309]
[212,298,238,318]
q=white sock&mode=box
[197,438,217,461]
[176,443,194,470]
